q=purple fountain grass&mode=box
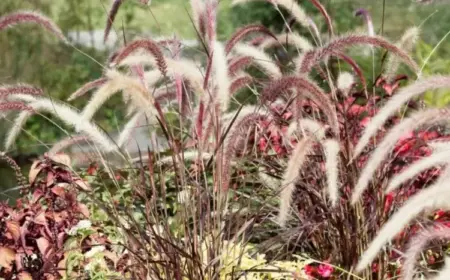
[336,72,355,97]
[387,150,450,193]
[262,75,340,137]
[323,139,341,207]
[353,108,450,204]
[258,32,313,51]
[228,56,254,76]
[277,137,313,226]
[232,0,310,29]
[220,112,268,191]
[356,181,450,273]
[205,0,218,50]
[0,84,43,99]
[331,51,367,92]
[0,11,67,42]
[233,44,282,78]
[104,0,125,42]
[385,27,420,83]
[67,78,108,101]
[48,135,90,156]
[297,34,419,74]
[0,152,27,187]
[402,226,450,280]
[309,0,334,37]
[355,8,375,36]
[0,102,34,113]
[229,76,253,95]
[225,24,277,54]
[354,75,450,159]
[110,39,168,76]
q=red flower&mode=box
[304,264,315,276]
[317,263,333,278]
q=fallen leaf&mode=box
[0,247,16,270]
[36,237,51,259]
[74,179,92,192]
[6,220,20,241]
[28,160,43,185]
[50,153,71,167]
[18,272,33,280]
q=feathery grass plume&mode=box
[401,226,450,280]
[337,72,354,97]
[156,151,213,166]
[332,51,367,91]
[5,111,32,151]
[262,76,339,137]
[356,181,450,272]
[309,0,333,37]
[0,11,67,42]
[222,105,269,130]
[258,167,280,189]
[31,98,117,152]
[385,27,420,83]
[234,44,282,78]
[232,0,310,29]
[80,70,154,124]
[386,149,450,193]
[0,152,27,187]
[220,112,268,191]
[428,140,450,153]
[117,111,145,148]
[323,139,340,207]
[110,39,168,76]
[48,135,89,156]
[258,32,313,51]
[195,101,205,140]
[205,0,218,49]
[67,78,108,101]
[212,41,230,112]
[297,34,419,74]
[228,56,254,76]
[355,8,374,36]
[287,118,328,140]
[0,102,33,112]
[352,108,450,204]
[225,24,277,54]
[0,84,43,99]
[229,75,253,95]
[190,0,205,33]
[119,54,205,94]
[104,0,124,42]
[277,138,313,226]
[354,76,450,158]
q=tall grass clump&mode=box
[3,1,450,280]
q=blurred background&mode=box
[1,0,450,200]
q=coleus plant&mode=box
[0,155,124,279]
